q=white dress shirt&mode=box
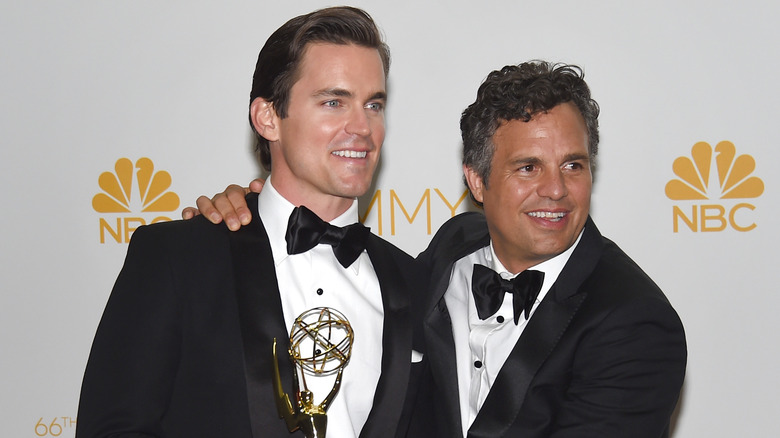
[257,177,384,438]
[444,231,583,436]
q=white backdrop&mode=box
[2,1,777,436]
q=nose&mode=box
[537,169,568,200]
[345,108,371,136]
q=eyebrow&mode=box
[313,88,387,102]
[509,153,590,166]
[564,153,591,163]
[510,156,541,166]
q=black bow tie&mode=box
[285,205,370,268]
[471,264,545,324]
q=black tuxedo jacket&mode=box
[76,193,423,438]
[413,213,687,438]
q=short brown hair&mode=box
[249,7,391,170]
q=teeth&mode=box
[528,211,566,219]
[332,150,367,158]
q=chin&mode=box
[330,188,366,199]
[336,180,373,198]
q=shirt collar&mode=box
[257,176,362,272]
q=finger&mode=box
[248,178,265,193]
[211,189,240,231]
[224,184,253,226]
[195,195,224,225]
[181,206,199,220]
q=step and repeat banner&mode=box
[2,1,777,436]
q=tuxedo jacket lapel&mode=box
[468,217,604,438]
[359,235,413,437]
[423,221,492,437]
[230,193,293,438]
[467,289,586,438]
[423,295,461,437]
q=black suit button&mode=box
[316,288,324,295]
[496,315,505,323]
[474,360,483,368]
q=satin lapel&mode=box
[424,225,491,437]
[230,193,293,438]
[467,217,604,438]
[467,290,586,438]
[357,235,413,437]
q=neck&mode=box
[497,258,546,276]
[491,243,553,275]
[268,176,354,222]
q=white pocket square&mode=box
[411,349,424,363]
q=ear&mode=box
[250,98,280,142]
[463,164,485,204]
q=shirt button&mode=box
[474,360,483,369]
[316,288,324,295]
[496,315,505,323]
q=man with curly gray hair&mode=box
[414,60,686,437]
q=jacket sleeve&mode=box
[548,295,687,438]
[76,224,183,438]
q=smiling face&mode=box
[253,43,386,219]
[464,102,592,273]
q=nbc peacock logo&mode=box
[93,157,180,243]
[666,141,764,232]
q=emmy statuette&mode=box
[272,307,354,438]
